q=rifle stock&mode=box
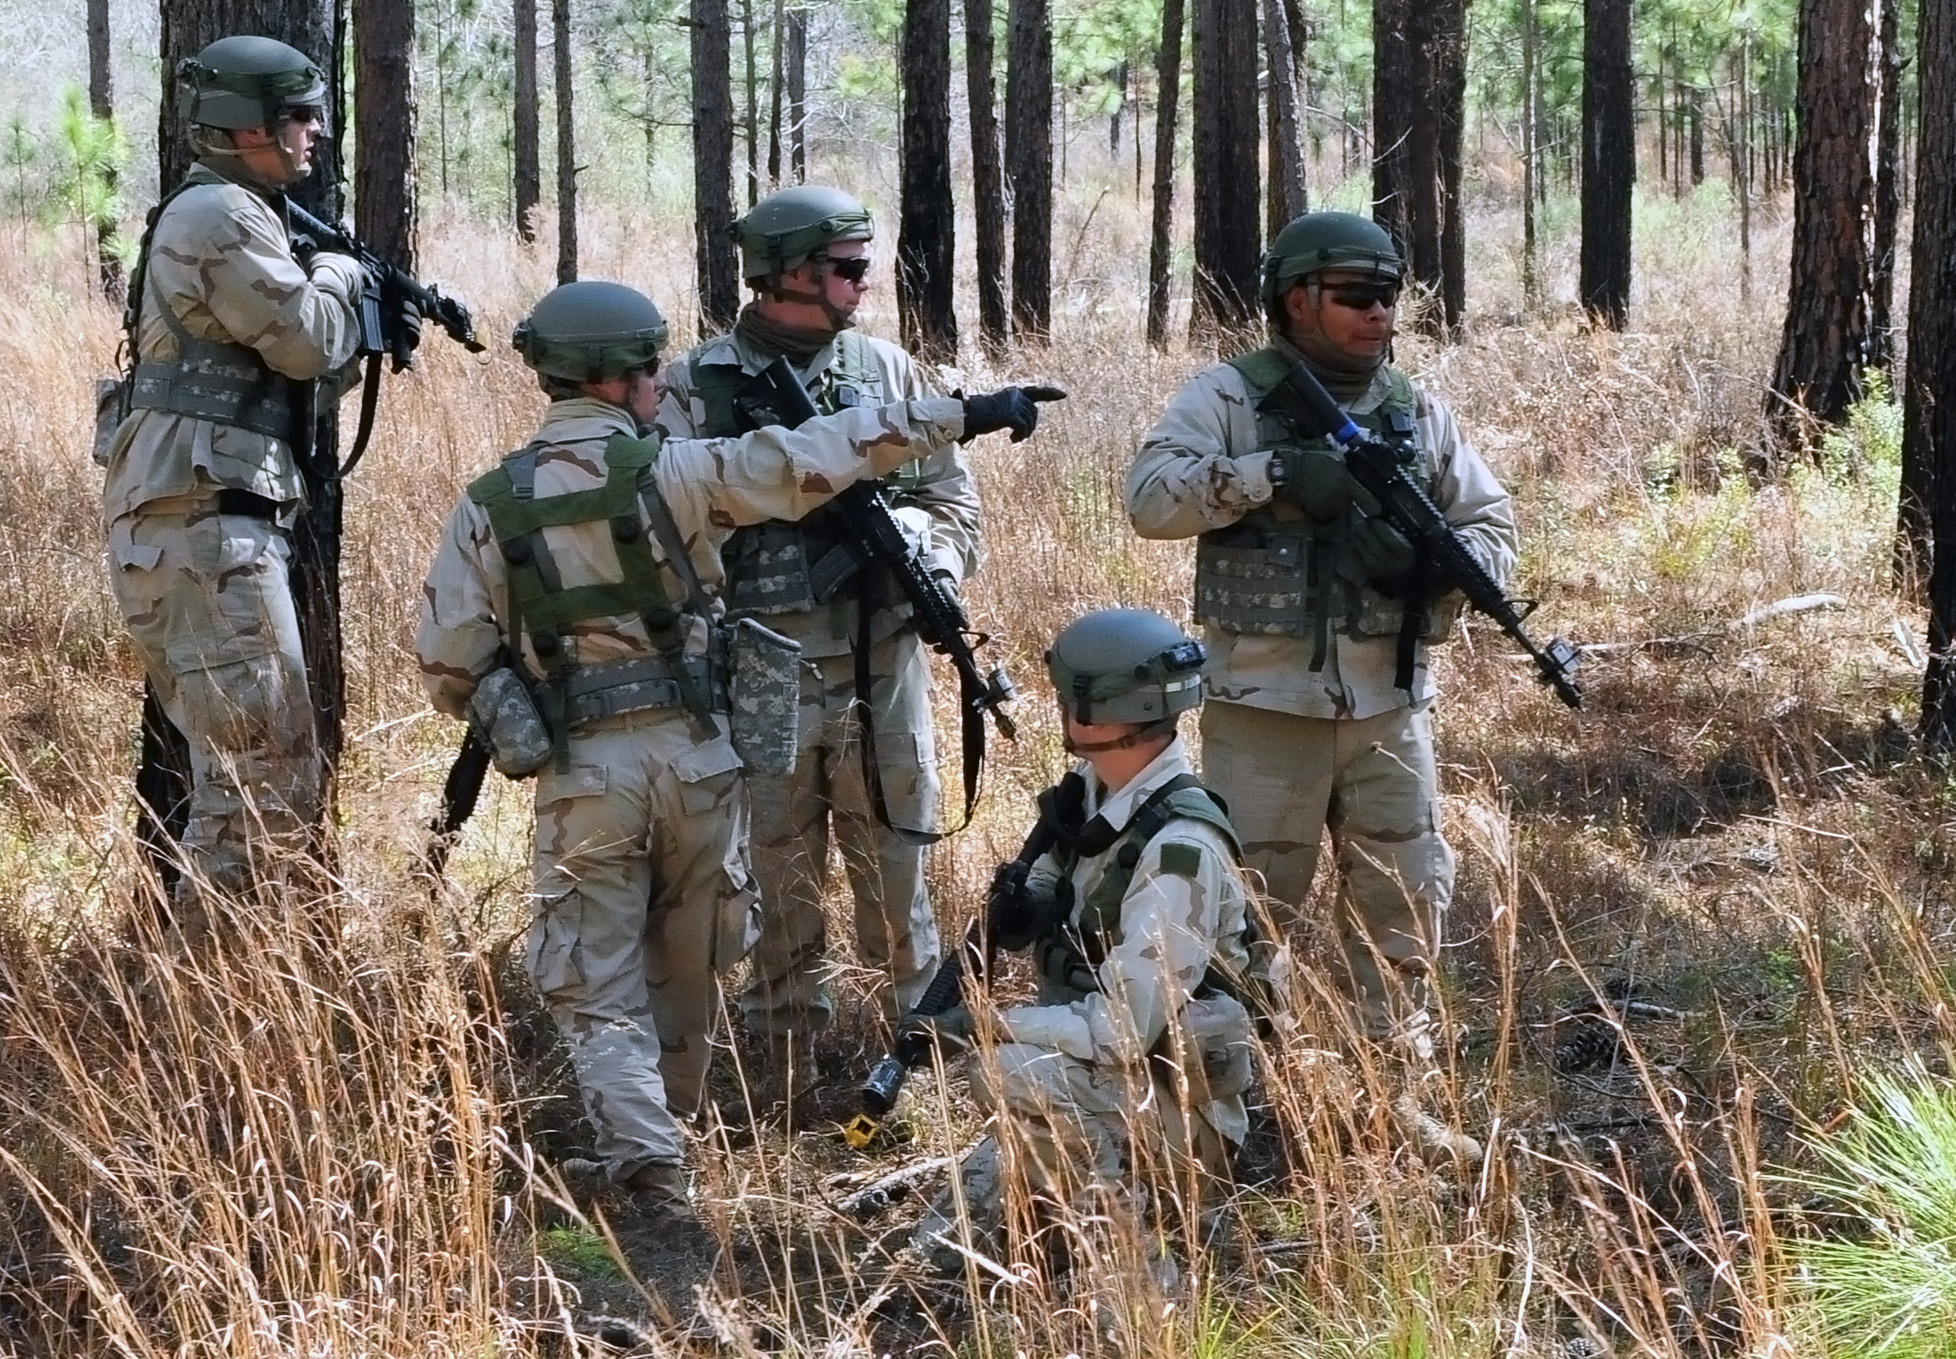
[1267,360,1584,709]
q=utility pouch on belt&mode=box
[92,377,128,467]
[1164,994,1256,1102]
[726,616,803,776]
[467,667,553,778]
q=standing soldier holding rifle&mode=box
[656,186,985,1106]
[1126,211,1530,1158]
[100,36,366,926]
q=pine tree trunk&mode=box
[967,0,1009,356]
[514,0,540,240]
[787,4,806,180]
[1914,0,1956,737]
[354,0,416,272]
[553,0,576,283]
[86,0,121,300]
[693,0,740,330]
[741,0,759,207]
[1190,0,1259,340]
[1869,0,1903,375]
[768,0,785,186]
[1371,0,1414,258]
[1005,0,1052,340]
[1263,0,1305,238]
[1579,0,1633,329]
[1767,0,1875,445]
[1521,0,1538,309]
[898,0,957,361]
[1145,0,1184,350]
[1420,0,1466,334]
[152,0,348,886]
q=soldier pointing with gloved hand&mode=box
[416,280,1058,1222]
[1125,211,1517,1160]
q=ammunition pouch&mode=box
[1195,517,1463,646]
[1156,994,1256,1103]
[723,515,869,616]
[92,376,129,467]
[726,615,804,776]
[128,346,301,442]
[560,651,725,730]
[468,666,553,779]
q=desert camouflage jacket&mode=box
[1126,353,1519,721]
[417,394,967,718]
[654,328,980,657]
[102,162,365,525]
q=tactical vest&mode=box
[1048,773,1263,1009]
[694,331,901,616]
[121,174,304,443]
[466,432,721,766]
[1195,349,1464,673]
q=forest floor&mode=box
[1,184,1950,1356]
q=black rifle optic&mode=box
[733,358,1018,839]
[1266,360,1583,710]
[843,773,1083,1150]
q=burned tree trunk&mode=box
[1190,0,1259,340]
[967,0,1008,355]
[1145,0,1185,350]
[514,0,540,241]
[354,0,416,271]
[553,0,577,282]
[693,0,740,330]
[1005,0,1052,340]
[898,0,957,360]
[1580,0,1633,329]
[87,0,121,300]
[1914,0,1956,736]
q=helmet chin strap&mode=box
[1061,716,1174,755]
[189,122,304,194]
[764,256,858,330]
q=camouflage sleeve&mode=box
[655,398,967,535]
[1421,391,1519,590]
[881,350,980,581]
[652,354,707,439]
[1125,364,1279,540]
[150,184,363,381]
[415,499,507,719]
[997,824,1233,1067]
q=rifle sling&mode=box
[339,354,384,479]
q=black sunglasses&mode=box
[1320,282,1399,311]
[825,256,873,283]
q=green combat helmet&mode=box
[512,281,669,385]
[177,35,327,131]
[1046,608,1208,728]
[734,185,875,287]
[1260,210,1403,322]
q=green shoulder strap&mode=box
[691,353,750,439]
[1226,345,1292,396]
[1076,774,1243,948]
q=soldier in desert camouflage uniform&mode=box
[101,36,366,917]
[416,280,1055,1217]
[656,187,981,1086]
[1126,212,1516,1088]
[908,609,1264,1277]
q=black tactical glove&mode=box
[1350,515,1422,595]
[960,384,1067,442]
[896,1004,974,1056]
[1037,936,1099,994]
[1270,447,1357,521]
[987,863,1058,952]
[388,290,425,361]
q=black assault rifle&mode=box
[1265,360,1584,709]
[733,358,1018,837]
[286,201,488,476]
[843,773,1084,1149]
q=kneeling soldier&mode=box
[908,608,1264,1275]
[416,281,1055,1220]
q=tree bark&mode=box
[553,0,577,282]
[787,4,806,180]
[514,0,540,240]
[741,0,759,207]
[1869,0,1903,375]
[1263,0,1305,239]
[1371,0,1414,259]
[1767,0,1875,444]
[897,0,957,361]
[768,0,785,186]
[693,0,740,331]
[1521,0,1538,309]
[966,0,1009,356]
[353,0,416,272]
[86,0,122,300]
[153,0,348,886]
[1145,0,1185,350]
[1410,0,1466,335]
[1914,0,1956,739]
[1190,0,1259,340]
[1579,0,1633,329]
[1005,0,1052,340]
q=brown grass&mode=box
[1,164,1949,1356]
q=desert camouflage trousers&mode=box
[107,504,320,914]
[528,716,760,1177]
[1200,698,1455,1037]
[738,629,943,1035]
[912,1043,1232,1270]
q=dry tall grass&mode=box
[1,167,1950,1356]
